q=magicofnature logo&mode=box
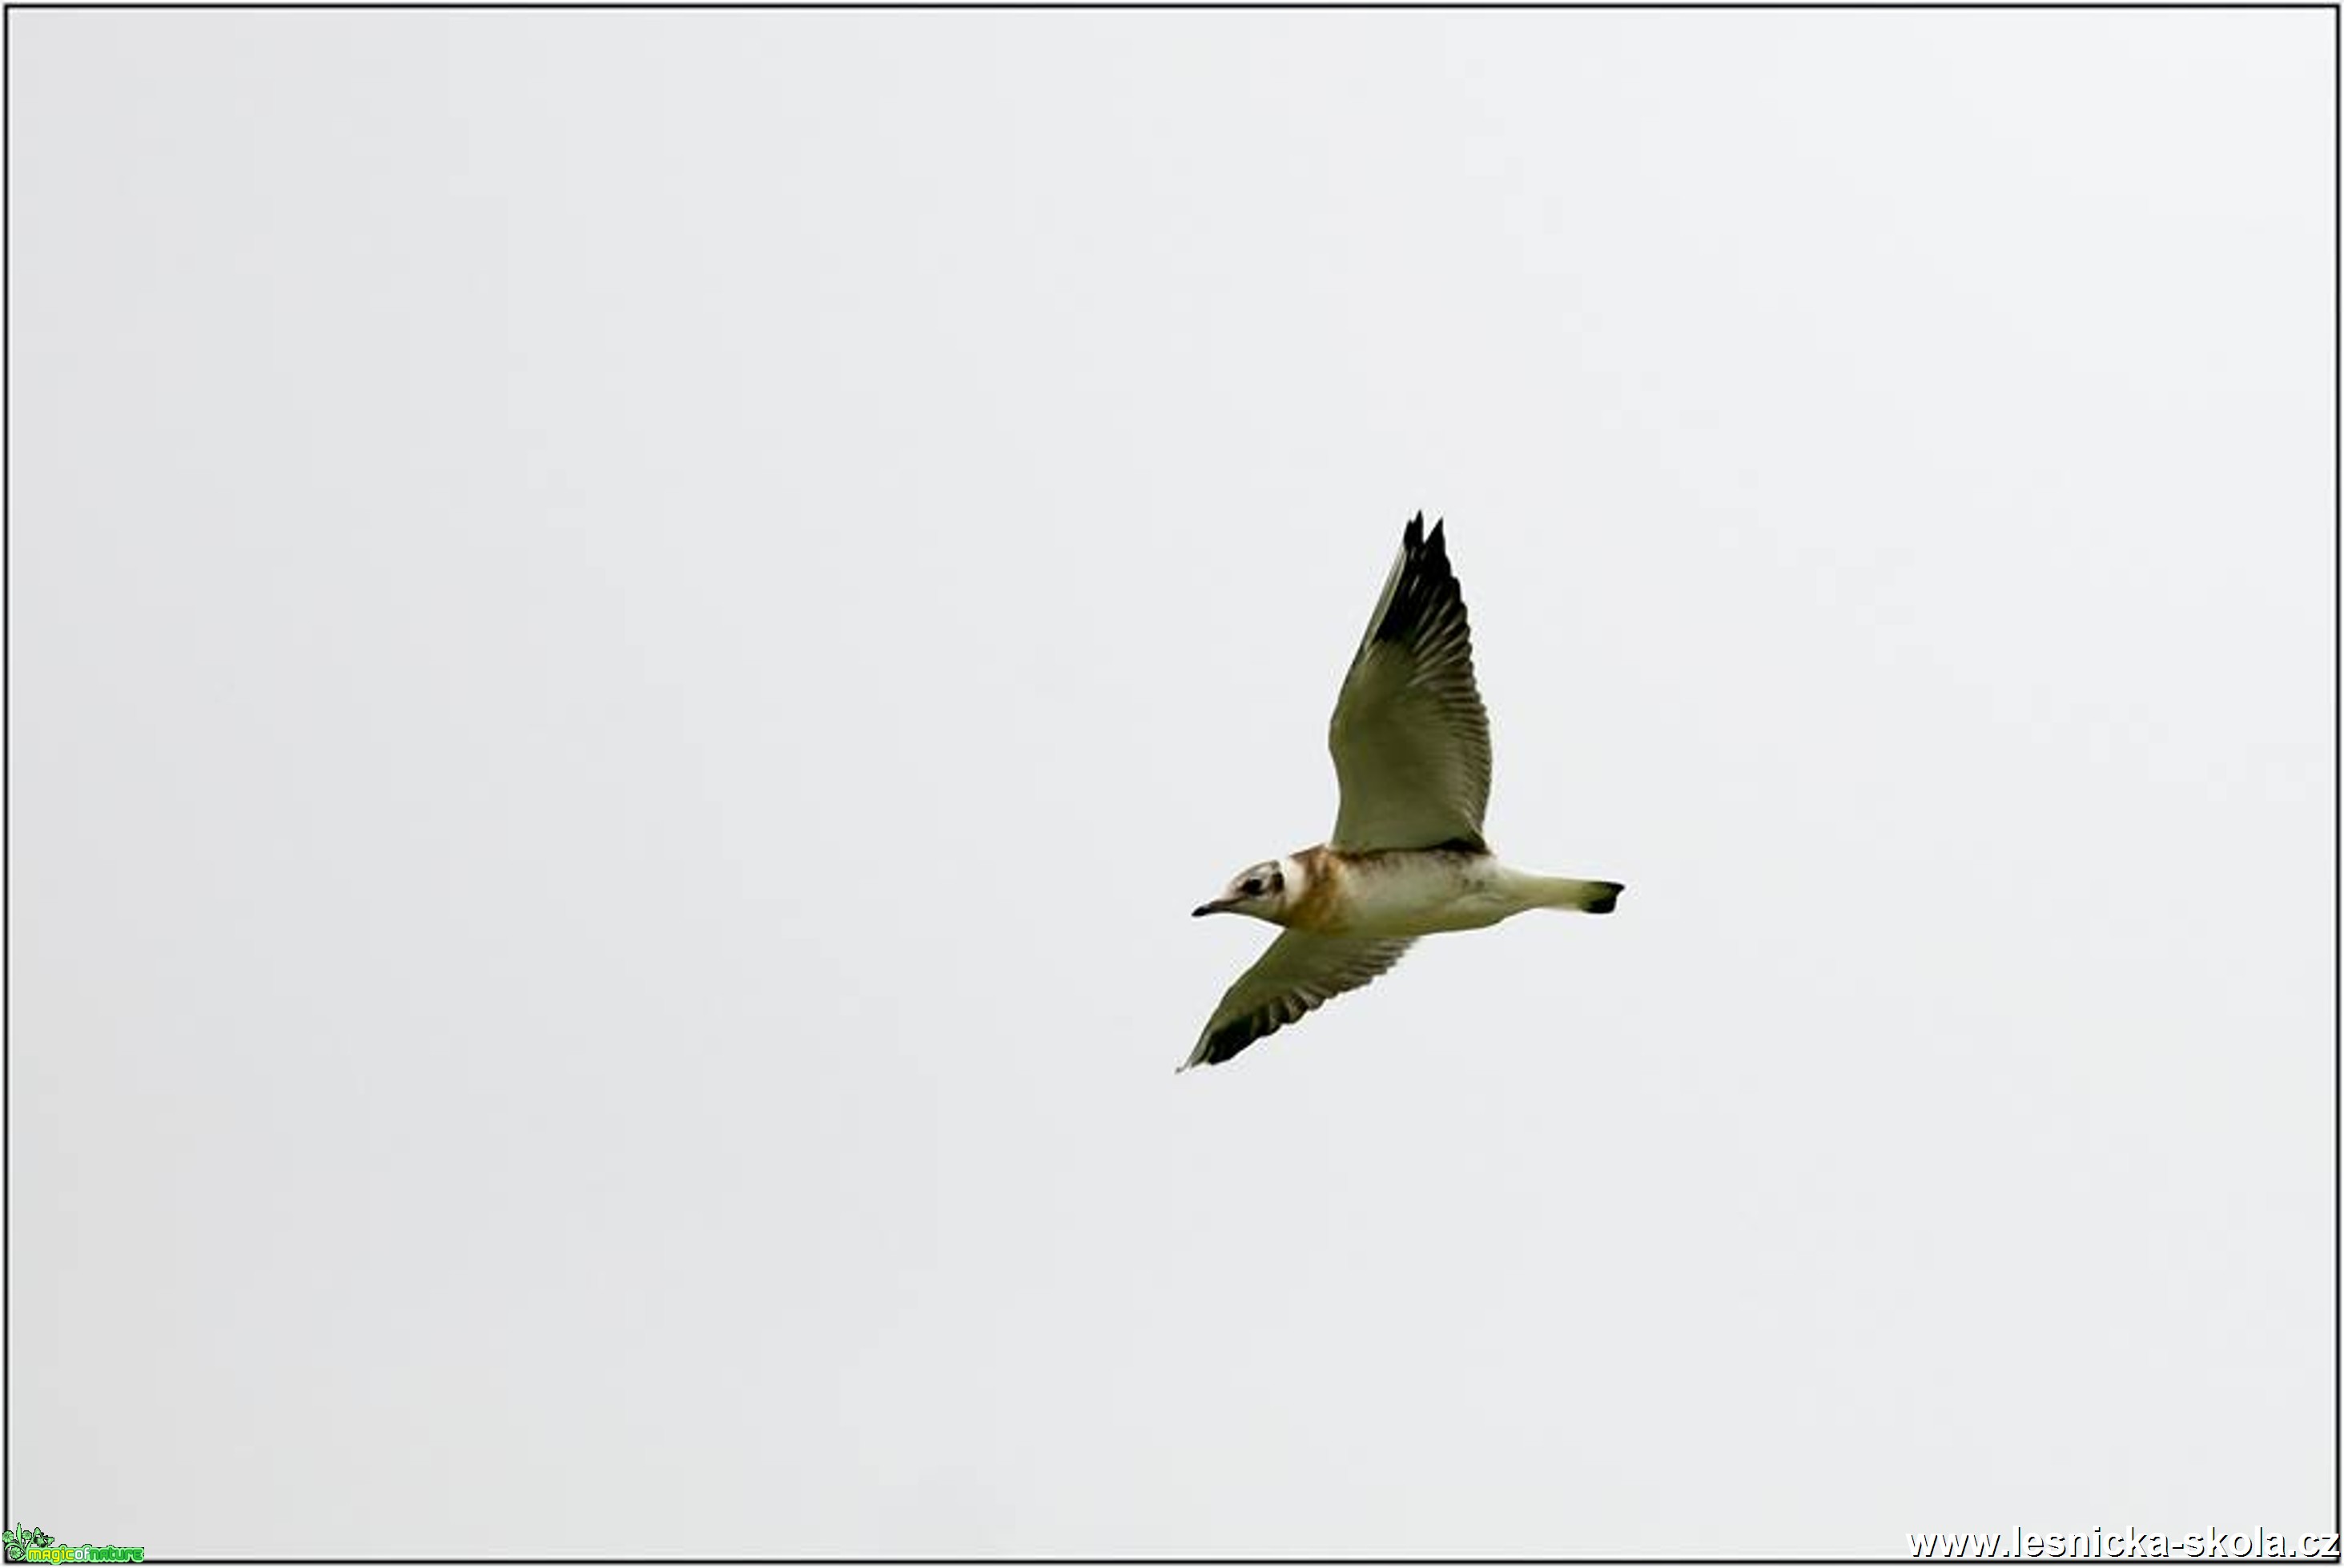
[3,1526,141,1564]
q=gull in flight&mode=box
[1184,514,1623,1070]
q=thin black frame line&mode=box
[0,2,2338,10]
[5,0,15,1542]
[2331,0,2342,1546]
[59,1558,2221,1566]
[77,1558,2329,1566]
[0,0,2334,1562]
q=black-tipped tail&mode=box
[1534,877,1623,914]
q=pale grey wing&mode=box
[1182,931,1416,1070]
[1327,515,1492,853]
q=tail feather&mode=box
[1530,877,1623,915]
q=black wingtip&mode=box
[1374,509,1466,645]
[1187,1028,1244,1070]
[1585,881,1624,915]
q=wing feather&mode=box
[1182,931,1416,1069]
[1327,515,1492,852]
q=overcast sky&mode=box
[8,8,2334,1558]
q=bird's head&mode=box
[1192,858,1297,923]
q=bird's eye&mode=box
[1241,878,1263,897]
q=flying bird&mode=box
[1184,514,1622,1070]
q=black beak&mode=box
[1192,903,1225,918]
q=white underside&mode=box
[1320,852,1560,937]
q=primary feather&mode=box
[1327,515,1493,854]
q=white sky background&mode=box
[7,9,2334,1558]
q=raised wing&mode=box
[1328,515,1493,853]
[1182,931,1416,1070]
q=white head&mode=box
[1192,856,1303,924]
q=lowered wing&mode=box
[1183,930,1416,1069]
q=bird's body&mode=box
[1184,514,1622,1071]
[1256,845,1619,939]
